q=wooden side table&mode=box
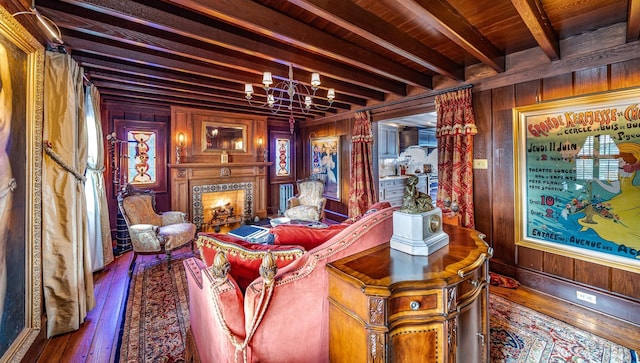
[326,224,492,363]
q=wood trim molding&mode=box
[490,259,640,326]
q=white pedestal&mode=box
[390,209,449,256]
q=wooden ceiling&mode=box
[34,0,639,123]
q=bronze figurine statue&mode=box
[400,175,435,214]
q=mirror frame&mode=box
[200,122,247,153]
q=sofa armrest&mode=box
[162,211,187,225]
[129,224,162,252]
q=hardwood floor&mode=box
[33,250,640,362]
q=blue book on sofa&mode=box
[228,225,270,241]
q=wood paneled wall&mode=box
[299,118,353,221]
[476,59,640,324]
[101,100,171,233]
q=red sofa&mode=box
[183,203,395,363]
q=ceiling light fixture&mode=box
[244,64,335,134]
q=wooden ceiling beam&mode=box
[388,0,505,72]
[628,0,640,42]
[41,0,404,96]
[75,54,371,106]
[95,84,331,119]
[165,0,433,88]
[63,32,369,111]
[45,6,362,101]
[510,0,560,60]
[288,0,464,81]
[89,71,351,112]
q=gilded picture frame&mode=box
[513,88,640,273]
[310,136,340,200]
[0,5,44,362]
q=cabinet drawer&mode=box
[384,187,405,199]
[457,266,485,302]
[388,292,439,317]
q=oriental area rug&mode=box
[117,251,199,363]
[117,252,637,363]
[490,294,637,363]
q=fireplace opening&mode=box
[192,182,254,232]
[201,190,244,230]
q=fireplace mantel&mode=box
[168,162,272,221]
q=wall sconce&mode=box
[176,132,185,164]
[257,137,267,162]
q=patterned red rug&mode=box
[490,294,637,362]
[117,252,637,363]
[118,251,198,363]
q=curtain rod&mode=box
[355,83,473,114]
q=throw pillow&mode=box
[271,223,348,250]
[197,233,305,291]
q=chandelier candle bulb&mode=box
[327,88,335,100]
[244,83,254,98]
[262,72,272,88]
[311,72,321,88]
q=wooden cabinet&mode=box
[327,225,492,363]
[379,124,399,158]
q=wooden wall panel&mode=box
[542,73,573,100]
[300,118,352,221]
[611,269,640,299]
[472,90,493,243]
[516,246,543,271]
[513,80,542,272]
[103,101,171,233]
[574,66,609,95]
[574,260,610,290]
[610,59,640,89]
[489,86,516,264]
[544,253,574,280]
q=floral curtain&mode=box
[348,111,376,218]
[435,88,477,228]
[42,51,95,337]
[85,84,114,271]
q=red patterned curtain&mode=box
[348,111,376,218]
[435,88,477,228]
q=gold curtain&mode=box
[86,84,114,271]
[42,51,95,337]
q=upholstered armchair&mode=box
[117,184,196,273]
[284,179,327,221]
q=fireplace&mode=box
[192,182,254,230]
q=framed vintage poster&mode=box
[310,136,340,200]
[0,5,44,362]
[513,88,640,273]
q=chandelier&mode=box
[244,64,335,133]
